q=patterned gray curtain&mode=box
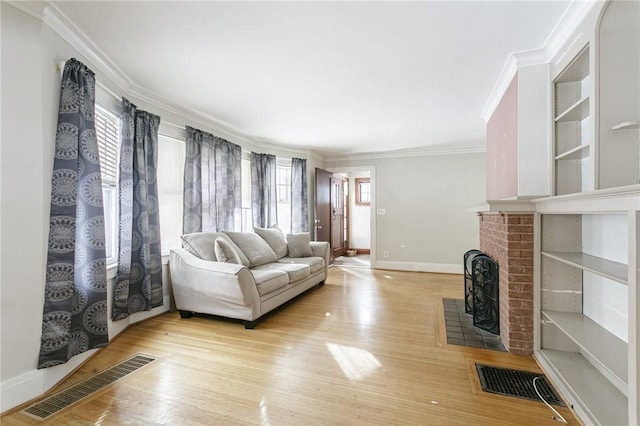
[291,158,309,232]
[183,126,242,233]
[113,98,163,320]
[251,153,277,228]
[39,58,108,368]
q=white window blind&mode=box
[276,162,292,233]
[157,135,185,254]
[95,105,120,187]
[94,105,120,264]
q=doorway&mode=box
[315,166,374,268]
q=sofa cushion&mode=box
[252,262,310,282]
[250,269,289,296]
[254,226,288,259]
[278,256,325,275]
[225,231,278,267]
[286,232,313,257]
[181,232,250,266]
[214,237,242,264]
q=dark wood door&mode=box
[315,168,332,253]
[331,175,347,258]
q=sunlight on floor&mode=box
[259,396,271,426]
[326,343,382,382]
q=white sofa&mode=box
[169,229,329,329]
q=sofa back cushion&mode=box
[214,237,243,264]
[254,226,288,259]
[225,231,278,267]
[181,232,250,266]
[286,232,313,257]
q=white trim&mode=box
[480,48,547,122]
[543,0,602,63]
[0,294,171,413]
[325,166,377,268]
[481,0,602,123]
[40,2,326,163]
[534,185,640,213]
[375,261,463,275]
[44,4,133,92]
[325,144,485,163]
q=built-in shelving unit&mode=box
[534,186,639,426]
[553,47,591,196]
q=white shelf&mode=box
[541,251,628,284]
[555,96,590,122]
[555,144,590,161]
[536,349,628,426]
[556,47,590,83]
[541,310,628,393]
[611,121,640,131]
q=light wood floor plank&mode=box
[2,267,579,425]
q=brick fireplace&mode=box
[476,207,535,355]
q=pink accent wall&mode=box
[486,74,518,200]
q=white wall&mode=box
[347,171,370,250]
[325,152,485,273]
[0,3,322,412]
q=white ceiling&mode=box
[54,1,570,157]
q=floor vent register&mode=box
[21,353,157,420]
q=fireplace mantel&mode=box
[468,198,537,214]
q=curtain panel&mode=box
[39,58,108,368]
[183,126,242,233]
[250,153,277,228]
[291,158,309,232]
[113,98,163,320]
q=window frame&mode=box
[355,177,371,206]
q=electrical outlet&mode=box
[377,208,386,215]
[383,251,389,258]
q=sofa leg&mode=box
[319,280,326,286]
[244,320,257,329]
[178,310,193,319]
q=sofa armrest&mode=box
[310,241,330,268]
[169,248,260,308]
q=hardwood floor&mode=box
[2,268,579,425]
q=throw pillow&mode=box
[287,232,313,258]
[181,232,250,266]
[254,225,288,259]
[225,231,278,267]
[214,237,242,264]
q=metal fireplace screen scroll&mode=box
[464,250,500,335]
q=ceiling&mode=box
[53,1,571,157]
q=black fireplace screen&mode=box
[463,250,500,335]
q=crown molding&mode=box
[44,3,133,92]
[480,48,547,123]
[481,0,602,123]
[543,0,602,63]
[324,143,486,163]
[38,1,326,162]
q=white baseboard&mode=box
[1,296,170,413]
[374,260,463,274]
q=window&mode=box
[355,178,370,206]
[276,163,292,233]
[95,105,120,264]
[157,135,185,255]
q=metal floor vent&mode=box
[476,364,565,406]
[22,354,156,420]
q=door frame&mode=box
[325,165,376,269]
